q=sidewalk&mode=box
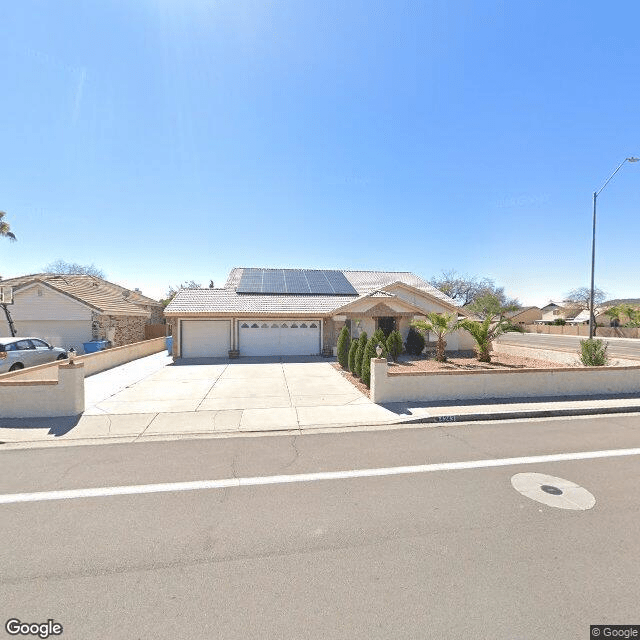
[1,393,639,450]
[1,350,639,449]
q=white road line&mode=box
[2,447,640,505]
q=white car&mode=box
[0,337,68,373]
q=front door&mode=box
[377,316,396,337]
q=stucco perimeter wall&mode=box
[0,337,166,382]
[524,324,640,339]
[370,358,640,404]
[0,363,84,418]
[493,341,640,367]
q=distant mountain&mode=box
[603,298,640,306]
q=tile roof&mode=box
[166,268,458,315]
[165,288,356,315]
[226,268,455,302]
[505,306,540,318]
[1,273,160,316]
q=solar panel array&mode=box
[237,269,358,295]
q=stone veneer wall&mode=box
[143,305,165,324]
[95,315,148,347]
[324,318,343,350]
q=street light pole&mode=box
[588,157,639,339]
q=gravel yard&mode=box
[332,351,570,397]
[388,351,571,373]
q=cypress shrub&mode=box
[337,326,351,369]
[354,331,368,378]
[361,337,378,388]
[405,326,425,356]
[386,330,403,362]
[348,339,359,372]
[372,328,388,358]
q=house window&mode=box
[310,322,318,328]
[241,323,249,328]
[300,323,308,328]
[271,323,278,328]
[281,323,288,328]
[261,323,268,328]
[251,323,259,328]
[291,323,298,328]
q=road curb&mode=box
[2,405,640,451]
[396,404,640,424]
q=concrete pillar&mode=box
[58,362,85,415]
[370,357,388,404]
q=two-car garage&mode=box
[238,320,320,357]
[179,319,321,358]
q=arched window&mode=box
[291,323,298,328]
[271,323,278,328]
[300,323,308,328]
[241,323,249,328]
[251,323,259,328]
[310,322,318,328]
[261,323,268,328]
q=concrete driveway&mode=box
[83,355,398,434]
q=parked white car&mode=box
[0,337,68,373]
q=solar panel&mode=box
[305,271,333,294]
[237,269,357,295]
[324,270,357,294]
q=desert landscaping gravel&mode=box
[332,351,570,397]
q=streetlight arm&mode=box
[595,159,628,197]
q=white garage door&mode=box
[239,320,320,356]
[16,321,92,354]
[181,320,230,358]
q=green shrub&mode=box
[354,332,368,377]
[337,326,350,369]
[372,328,388,358]
[405,326,425,356]
[348,339,359,372]
[361,337,378,388]
[579,338,608,366]
[386,330,403,362]
[552,318,566,326]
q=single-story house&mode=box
[0,273,164,353]
[505,306,542,325]
[164,267,474,358]
[534,301,580,324]
[566,308,610,325]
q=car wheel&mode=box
[9,363,24,372]
[57,354,67,360]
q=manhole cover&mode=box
[511,473,595,510]
[541,485,563,495]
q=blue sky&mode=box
[1,0,638,306]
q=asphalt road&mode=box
[498,331,640,359]
[1,415,640,639]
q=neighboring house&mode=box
[536,301,580,324]
[164,267,473,358]
[0,274,164,354]
[571,307,620,326]
[505,306,542,325]
[566,309,590,325]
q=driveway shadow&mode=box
[171,356,334,366]
[0,415,82,437]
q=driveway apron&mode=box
[84,356,399,435]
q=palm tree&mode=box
[457,315,522,363]
[0,211,16,242]
[411,312,459,362]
